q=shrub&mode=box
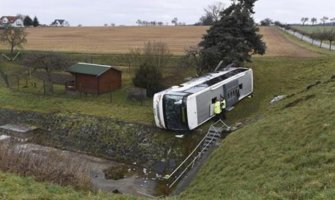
[0,140,91,190]
[133,63,164,97]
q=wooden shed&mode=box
[65,62,122,94]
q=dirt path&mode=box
[259,27,319,57]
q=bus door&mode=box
[223,80,240,108]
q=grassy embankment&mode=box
[292,25,335,34]
[0,171,138,200]
[1,28,335,199]
[180,29,335,200]
[1,55,335,199]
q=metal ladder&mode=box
[164,119,231,188]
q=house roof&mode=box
[66,62,121,76]
[0,16,18,24]
[52,19,66,25]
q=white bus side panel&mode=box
[187,96,198,130]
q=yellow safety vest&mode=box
[221,99,226,109]
[214,101,222,115]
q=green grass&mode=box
[179,32,335,199]
[292,25,335,34]
[280,27,335,55]
[0,64,155,124]
[0,53,194,124]
[2,54,334,199]
[181,75,335,200]
[226,56,333,124]
[0,171,137,200]
[1,29,335,199]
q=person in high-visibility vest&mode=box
[214,99,222,121]
[220,97,227,120]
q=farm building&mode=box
[50,19,70,27]
[0,16,24,27]
[66,63,122,94]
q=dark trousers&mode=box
[214,114,220,121]
[220,111,226,120]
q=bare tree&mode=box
[301,17,309,26]
[331,18,335,25]
[260,18,273,26]
[311,17,317,25]
[123,48,142,70]
[171,17,178,26]
[320,16,329,25]
[183,46,203,75]
[136,19,142,26]
[0,27,27,55]
[198,2,225,25]
[142,41,171,68]
[23,53,74,94]
[325,29,335,50]
[204,2,225,23]
[315,29,328,48]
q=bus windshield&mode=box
[163,94,188,131]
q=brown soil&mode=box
[0,26,319,57]
[21,26,208,55]
[259,27,319,57]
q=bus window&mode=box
[181,106,187,123]
[163,95,189,131]
[212,97,216,104]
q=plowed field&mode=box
[0,26,319,57]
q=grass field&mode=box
[292,25,335,33]
[0,171,137,200]
[1,27,335,199]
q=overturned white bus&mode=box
[153,67,253,131]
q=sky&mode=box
[1,0,335,26]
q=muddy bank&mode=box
[0,108,202,175]
[0,134,157,197]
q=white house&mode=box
[50,19,70,27]
[0,16,24,27]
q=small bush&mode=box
[133,63,164,97]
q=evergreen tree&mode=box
[33,16,39,27]
[199,0,266,72]
[23,16,33,27]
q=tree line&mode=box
[277,23,335,51]
[300,16,335,26]
[15,14,40,27]
[136,18,186,26]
